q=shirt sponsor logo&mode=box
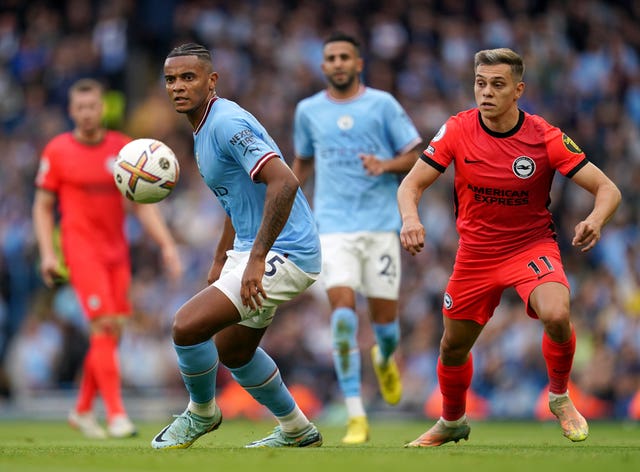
[467,184,529,206]
[425,145,435,155]
[512,156,535,179]
[212,186,228,197]
[229,129,253,146]
[230,129,260,156]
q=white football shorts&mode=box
[213,250,318,328]
[320,231,400,300]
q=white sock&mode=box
[441,414,467,427]
[276,405,310,434]
[188,399,218,418]
[345,396,366,418]
[548,390,569,402]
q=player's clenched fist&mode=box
[572,219,602,253]
[400,217,426,256]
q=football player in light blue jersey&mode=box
[152,43,322,450]
[292,32,422,444]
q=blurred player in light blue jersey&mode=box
[292,32,422,444]
[152,43,322,450]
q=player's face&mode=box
[164,55,218,125]
[321,41,363,92]
[69,90,103,134]
[474,63,524,120]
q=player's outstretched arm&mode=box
[133,203,183,280]
[291,156,314,188]
[208,215,235,285]
[397,160,441,256]
[360,145,421,176]
[570,162,622,252]
[32,188,61,287]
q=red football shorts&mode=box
[66,252,132,320]
[443,240,569,325]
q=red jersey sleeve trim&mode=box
[565,157,589,178]
[420,153,446,173]
[250,152,278,181]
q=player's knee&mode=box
[439,337,471,364]
[538,303,571,338]
[219,349,254,369]
[331,307,358,348]
[541,315,571,341]
[171,308,199,345]
[90,317,122,337]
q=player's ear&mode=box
[209,72,219,91]
[515,81,525,99]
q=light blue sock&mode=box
[331,307,361,397]
[372,320,400,361]
[228,347,295,417]
[174,340,219,404]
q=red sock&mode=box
[89,333,126,420]
[438,353,473,421]
[542,328,576,394]
[75,354,97,413]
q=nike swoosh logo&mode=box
[154,425,171,443]
[537,272,553,280]
[464,157,481,163]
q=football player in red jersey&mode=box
[33,78,182,439]
[398,48,621,446]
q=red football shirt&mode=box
[35,131,131,264]
[422,109,587,255]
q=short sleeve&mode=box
[293,102,314,159]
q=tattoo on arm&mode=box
[253,179,296,257]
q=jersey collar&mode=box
[325,84,366,103]
[478,109,525,138]
[194,97,218,135]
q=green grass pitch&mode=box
[1,420,638,472]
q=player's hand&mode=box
[572,219,602,252]
[240,257,267,310]
[161,243,183,282]
[39,254,62,288]
[400,217,426,256]
[359,154,386,176]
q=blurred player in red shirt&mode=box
[33,78,182,439]
[398,48,621,446]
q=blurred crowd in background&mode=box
[0,0,639,421]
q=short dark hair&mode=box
[475,48,525,82]
[324,31,361,54]
[166,43,213,64]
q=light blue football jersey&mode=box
[294,86,421,234]
[194,98,321,273]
